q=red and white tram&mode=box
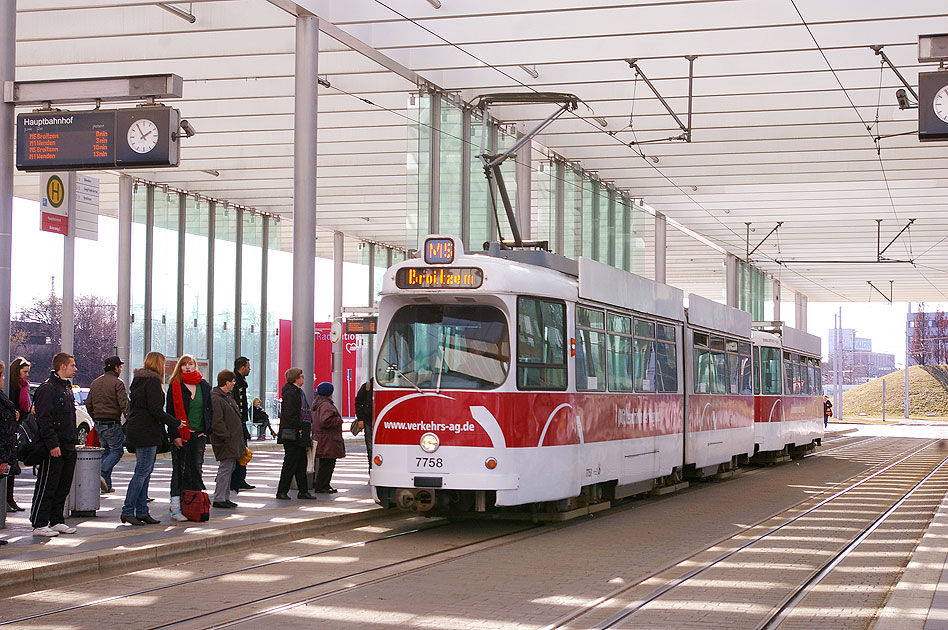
[369,235,822,516]
[751,326,824,459]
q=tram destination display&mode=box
[16,106,180,171]
[395,267,483,289]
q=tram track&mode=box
[545,437,947,629]
[2,433,912,630]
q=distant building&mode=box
[906,309,948,366]
[825,327,897,384]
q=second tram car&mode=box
[370,235,822,516]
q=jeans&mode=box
[95,421,125,489]
[123,445,157,517]
[170,434,207,496]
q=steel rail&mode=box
[591,438,943,629]
[759,452,948,629]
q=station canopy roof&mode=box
[10,0,948,303]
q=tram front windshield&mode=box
[376,304,510,390]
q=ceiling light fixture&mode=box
[593,116,608,127]
[519,64,539,79]
[426,0,442,8]
[649,155,660,164]
[157,3,196,23]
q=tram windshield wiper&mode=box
[382,358,423,393]
[436,326,447,393]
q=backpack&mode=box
[16,414,47,466]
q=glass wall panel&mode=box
[265,219,292,416]
[130,184,148,369]
[582,176,595,258]
[150,190,179,358]
[616,195,629,271]
[601,188,614,266]
[406,91,431,251]
[213,205,238,382]
[240,211,263,404]
[533,160,555,248]
[630,202,655,279]
[182,197,209,360]
[469,112,490,250]
[563,167,583,259]
[495,125,518,242]
[439,96,464,239]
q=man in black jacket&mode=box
[229,357,254,493]
[30,352,79,537]
[354,378,374,472]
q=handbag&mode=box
[278,427,298,444]
[237,447,252,466]
[180,488,210,522]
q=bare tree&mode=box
[911,307,931,366]
[935,310,948,365]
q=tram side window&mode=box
[739,342,752,395]
[812,359,822,395]
[608,314,634,391]
[784,352,794,395]
[517,297,567,390]
[760,346,782,395]
[656,324,678,392]
[693,333,710,393]
[576,307,606,391]
[633,317,657,393]
[711,351,728,394]
[753,346,761,395]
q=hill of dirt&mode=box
[841,365,948,419]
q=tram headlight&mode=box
[420,432,440,453]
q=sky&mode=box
[13,196,944,368]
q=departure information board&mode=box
[16,107,180,172]
[17,112,114,171]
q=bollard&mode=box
[65,446,104,518]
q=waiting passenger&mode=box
[312,382,344,494]
[165,354,212,522]
[211,370,245,509]
[252,398,276,439]
[275,368,317,501]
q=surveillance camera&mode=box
[896,89,909,109]
[179,119,196,138]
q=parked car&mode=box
[28,383,93,445]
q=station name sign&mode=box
[16,106,180,172]
[395,267,484,289]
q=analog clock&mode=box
[934,85,948,124]
[127,119,159,154]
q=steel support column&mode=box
[606,189,616,267]
[0,0,13,364]
[61,172,76,355]
[795,292,807,331]
[725,253,738,308]
[234,209,243,357]
[332,231,344,411]
[292,14,318,397]
[143,185,155,354]
[117,175,133,384]
[655,212,667,284]
[554,160,565,255]
[366,243,375,380]
[461,108,471,248]
[772,278,781,321]
[176,193,186,358]
[429,93,440,235]
[516,136,531,240]
[206,201,216,365]
[591,179,600,260]
[259,216,269,401]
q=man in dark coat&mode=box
[229,357,254,493]
[211,370,246,509]
[30,353,79,537]
[353,378,374,472]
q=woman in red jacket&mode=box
[311,382,345,494]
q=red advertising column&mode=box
[278,320,361,416]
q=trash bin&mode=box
[65,446,103,518]
[0,475,7,529]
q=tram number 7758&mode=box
[415,457,444,468]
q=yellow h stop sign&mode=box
[46,175,65,209]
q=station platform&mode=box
[0,437,383,594]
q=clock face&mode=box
[934,85,948,124]
[127,119,160,154]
